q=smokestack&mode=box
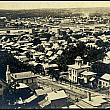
[87,92,91,101]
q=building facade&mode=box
[68,56,90,83]
[98,73,110,88]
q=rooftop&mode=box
[24,94,37,103]
[35,87,52,96]
[68,64,90,69]
[82,95,107,107]
[75,56,83,61]
[101,73,110,81]
[13,83,29,89]
[47,90,67,101]
[11,71,37,80]
[80,71,97,76]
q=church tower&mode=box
[6,65,11,83]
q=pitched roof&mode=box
[13,83,29,89]
[35,87,52,96]
[47,90,67,101]
[106,51,110,58]
[81,95,107,107]
[80,71,97,76]
[11,71,37,80]
[56,50,63,55]
[101,73,110,81]
[46,51,53,56]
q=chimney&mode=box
[87,62,89,66]
[87,92,91,101]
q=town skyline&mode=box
[0,1,110,10]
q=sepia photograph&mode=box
[0,1,109,109]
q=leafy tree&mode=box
[34,64,45,75]
[35,45,45,52]
[33,37,41,46]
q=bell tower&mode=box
[6,65,11,83]
[75,56,83,67]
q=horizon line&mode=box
[0,6,110,10]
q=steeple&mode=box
[6,65,11,83]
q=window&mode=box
[32,79,33,83]
[0,84,2,88]
[26,79,28,83]
[21,80,23,83]
[74,70,76,75]
[103,82,105,86]
[106,83,108,86]
[99,81,101,85]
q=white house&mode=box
[98,73,110,88]
[68,56,90,83]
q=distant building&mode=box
[68,56,90,83]
[98,73,110,88]
[6,65,38,84]
[10,71,38,84]
[102,51,110,64]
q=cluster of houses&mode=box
[0,65,109,109]
[0,14,110,108]
[0,25,109,89]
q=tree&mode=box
[34,64,45,75]
[35,45,45,52]
[67,37,72,44]
[48,68,60,81]
[33,37,41,46]
[95,39,104,47]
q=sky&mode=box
[0,1,110,10]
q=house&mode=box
[68,56,90,83]
[11,83,37,107]
[46,51,53,57]
[102,51,110,64]
[5,65,38,85]
[10,71,38,84]
[79,37,89,43]
[42,63,58,75]
[98,73,110,88]
[56,50,63,56]
[48,54,58,63]
[38,90,68,108]
[14,55,29,63]
[79,71,97,88]
[86,43,98,49]
[35,87,52,96]
[35,87,53,103]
